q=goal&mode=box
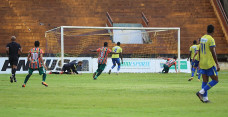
[45,26,181,72]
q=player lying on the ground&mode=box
[109,42,123,75]
[196,24,220,103]
[22,41,48,87]
[49,61,83,74]
[188,39,201,81]
[158,56,177,73]
[90,42,119,80]
[6,36,22,83]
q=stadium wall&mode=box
[0,0,228,57]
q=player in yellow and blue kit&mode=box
[188,39,201,81]
[109,42,123,75]
[188,40,198,69]
[196,25,220,103]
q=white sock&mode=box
[199,89,205,94]
[203,97,208,101]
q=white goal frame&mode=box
[45,26,181,72]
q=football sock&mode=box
[12,68,16,77]
[117,65,120,71]
[111,64,116,69]
[202,82,208,97]
[199,89,205,94]
[198,73,201,79]
[24,74,31,84]
[42,73,46,82]
[203,80,218,92]
[96,70,103,77]
[191,68,196,77]
[94,71,99,78]
[203,97,208,101]
[94,71,99,79]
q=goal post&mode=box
[45,26,181,72]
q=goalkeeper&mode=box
[49,61,83,74]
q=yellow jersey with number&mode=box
[189,44,199,60]
[111,46,122,58]
[199,34,216,69]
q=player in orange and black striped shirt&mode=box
[90,42,119,80]
[22,41,48,87]
[159,56,177,73]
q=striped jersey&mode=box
[165,58,176,67]
[29,47,44,69]
[97,47,112,64]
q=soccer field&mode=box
[0,71,228,117]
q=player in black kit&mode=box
[49,61,83,74]
[6,36,22,83]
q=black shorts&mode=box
[9,56,19,66]
[62,64,71,72]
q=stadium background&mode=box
[0,1,228,117]
[0,0,227,60]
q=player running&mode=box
[196,25,220,103]
[159,56,177,73]
[49,61,83,74]
[6,36,22,83]
[22,41,48,87]
[108,42,123,75]
[188,39,201,81]
[90,42,119,80]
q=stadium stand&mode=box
[0,0,227,59]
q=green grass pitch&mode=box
[0,71,228,117]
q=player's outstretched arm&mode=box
[6,47,9,55]
[27,53,31,62]
[18,48,23,56]
[158,56,168,60]
[210,46,220,71]
[72,68,78,74]
[120,52,123,64]
[40,53,47,70]
[192,51,198,62]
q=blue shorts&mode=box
[200,66,218,76]
[190,59,194,66]
[112,58,120,65]
[193,60,199,67]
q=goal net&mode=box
[45,26,181,73]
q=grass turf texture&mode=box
[0,71,228,117]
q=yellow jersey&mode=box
[199,34,216,69]
[111,46,122,58]
[189,44,199,60]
